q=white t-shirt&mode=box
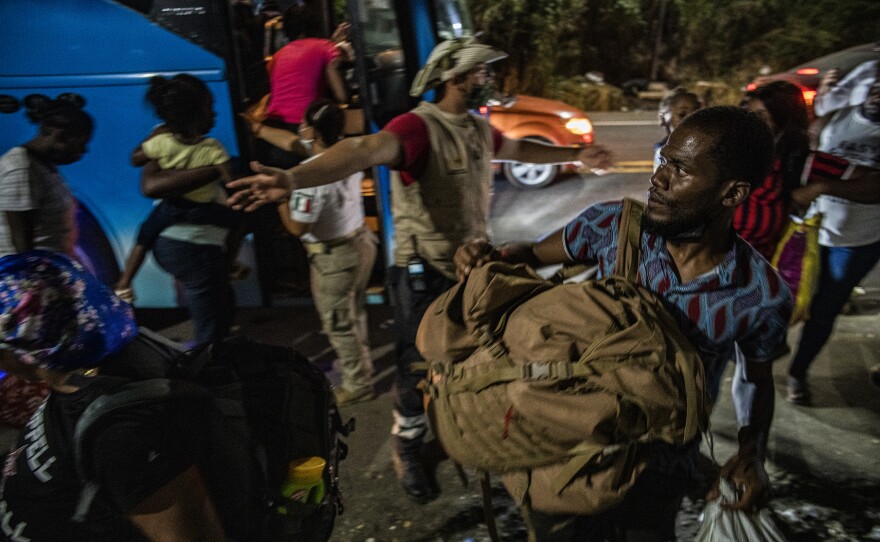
[289,157,365,243]
[0,147,75,257]
[812,106,880,247]
[813,60,878,117]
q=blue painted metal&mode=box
[0,0,246,307]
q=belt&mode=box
[303,227,363,255]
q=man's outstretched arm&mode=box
[228,131,402,211]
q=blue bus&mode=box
[0,0,474,307]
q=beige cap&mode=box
[409,38,507,97]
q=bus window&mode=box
[434,0,474,39]
[351,0,408,126]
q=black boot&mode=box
[392,435,436,504]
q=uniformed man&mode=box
[229,37,613,504]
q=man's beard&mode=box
[641,195,709,240]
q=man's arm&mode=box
[791,165,880,212]
[4,210,36,252]
[711,359,774,511]
[141,160,223,199]
[495,136,613,170]
[228,131,402,210]
[128,465,225,542]
[454,228,575,280]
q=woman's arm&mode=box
[141,160,222,199]
[4,210,35,252]
[276,201,313,237]
[128,465,225,542]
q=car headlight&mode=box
[565,117,593,135]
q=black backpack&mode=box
[72,329,353,542]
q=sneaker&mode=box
[334,386,375,407]
[787,375,812,406]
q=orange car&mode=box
[485,95,595,189]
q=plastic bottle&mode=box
[277,456,326,514]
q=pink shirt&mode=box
[266,38,340,124]
[383,112,504,186]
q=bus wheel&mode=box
[74,205,120,287]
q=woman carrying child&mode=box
[123,74,241,344]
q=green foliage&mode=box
[469,0,877,110]
[545,77,627,111]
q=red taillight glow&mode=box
[478,106,489,116]
[581,133,594,145]
[803,90,816,105]
[796,68,819,75]
[746,83,757,91]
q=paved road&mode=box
[156,114,880,541]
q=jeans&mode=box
[153,237,235,345]
[789,239,880,379]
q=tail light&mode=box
[803,90,816,105]
[746,83,757,91]
[581,133,594,144]
[796,68,819,75]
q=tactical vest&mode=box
[391,101,494,279]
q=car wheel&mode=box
[502,137,559,189]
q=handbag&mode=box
[771,213,822,324]
[695,479,787,541]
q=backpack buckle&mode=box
[521,363,551,380]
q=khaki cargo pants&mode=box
[307,228,378,393]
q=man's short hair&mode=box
[677,105,775,189]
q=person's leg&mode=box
[309,236,376,402]
[153,237,235,345]
[788,240,880,399]
[387,262,456,503]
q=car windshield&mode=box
[792,43,878,74]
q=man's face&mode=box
[462,64,495,109]
[644,124,729,239]
[862,81,880,122]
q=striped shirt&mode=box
[563,200,792,398]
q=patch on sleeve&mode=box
[293,194,313,213]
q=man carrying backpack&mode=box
[0,251,228,542]
[228,37,613,503]
[455,106,793,541]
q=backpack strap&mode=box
[614,198,645,281]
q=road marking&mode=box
[591,120,659,126]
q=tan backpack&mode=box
[415,199,711,516]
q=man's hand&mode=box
[454,240,499,281]
[227,161,294,211]
[790,182,824,216]
[817,68,840,95]
[707,451,771,511]
[575,144,614,172]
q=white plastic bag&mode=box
[695,480,787,541]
